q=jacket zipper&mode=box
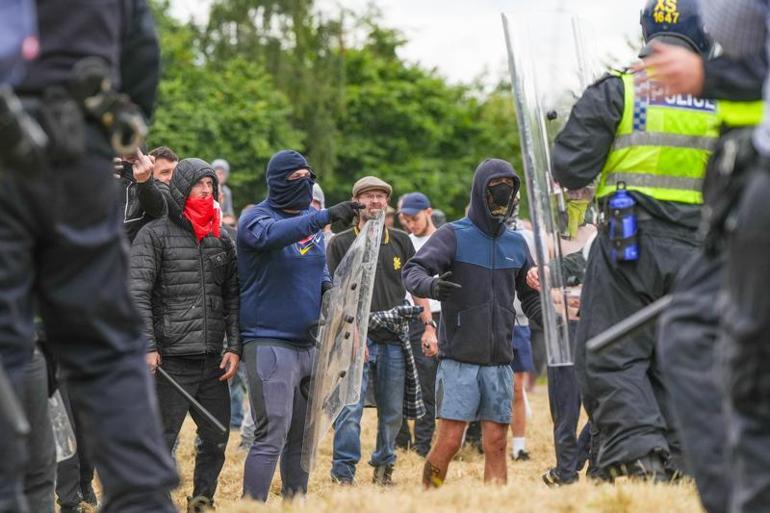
[198,243,208,353]
[490,235,496,363]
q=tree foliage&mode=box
[148,0,522,220]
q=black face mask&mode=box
[486,182,514,217]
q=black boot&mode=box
[608,451,669,482]
[372,464,395,486]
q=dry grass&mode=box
[154,386,706,513]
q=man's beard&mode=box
[360,207,383,221]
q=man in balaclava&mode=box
[403,158,542,488]
[236,150,360,501]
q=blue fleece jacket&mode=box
[237,150,332,346]
[402,159,542,365]
[237,203,332,345]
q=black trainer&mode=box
[512,450,531,461]
[187,495,215,513]
[81,484,98,506]
[542,468,578,487]
[59,505,85,513]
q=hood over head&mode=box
[467,158,520,237]
[168,158,219,223]
[266,150,316,210]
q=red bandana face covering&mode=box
[184,195,221,242]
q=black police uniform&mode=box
[552,74,703,476]
[0,1,178,512]
[657,52,767,513]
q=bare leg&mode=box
[481,421,508,484]
[511,373,527,438]
[423,419,466,489]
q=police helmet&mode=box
[640,0,713,56]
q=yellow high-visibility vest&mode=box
[718,100,764,128]
[596,72,720,204]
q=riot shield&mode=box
[301,211,384,472]
[502,11,600,366]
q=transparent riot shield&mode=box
[502,11,600,366]
[301,211,384,472]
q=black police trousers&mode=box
[722,168,770,513]
[658,251,728,513]
[0,141,178,513]
[575,218,698,469]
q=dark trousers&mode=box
[547,321,591,481]
[397,316,439,456]
[576,219,698,469]
[0,145,178,513]
[722,169,770,513]
[56,379,96,508]
[547,367,591,480]
[658,251,728,513]
[156,355,230,501]
[242,343,314,501]
[22,349,56,513]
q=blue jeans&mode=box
[229,366,247,428]
[331,341,405,480]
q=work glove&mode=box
[430,272,462,301]
[327,201,363,225]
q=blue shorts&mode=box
[511,326,535,373]
[435,359,513,424]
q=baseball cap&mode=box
[399,192,431,216]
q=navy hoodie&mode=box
[237,151,332,346]
[402,159,542,365]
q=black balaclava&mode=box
[266,150,316,211]
[467,158,520,237]
[487,182,515,217]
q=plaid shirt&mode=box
[700,0,770,156]
[369,305,426,419]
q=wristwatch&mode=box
[424,319,438,329]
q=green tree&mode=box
[149,3,302,209]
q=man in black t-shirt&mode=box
[328,176,434,486]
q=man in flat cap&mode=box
[328,176,434,486]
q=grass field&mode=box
[118,385,707,513]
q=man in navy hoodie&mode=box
[403,158,542,488]
[237,150,360,501]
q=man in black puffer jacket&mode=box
[129,158,240,509]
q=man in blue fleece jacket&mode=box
[237,150,360,501]
[403,158,542,488]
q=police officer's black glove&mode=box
[430,272,462,301]
[327,201,363,225]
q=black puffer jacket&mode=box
[129,158,241,356]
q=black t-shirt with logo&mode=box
[327,226,415,344]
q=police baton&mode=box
[586,295,673,353]
[0,360,30,436]
[156,367,227,435]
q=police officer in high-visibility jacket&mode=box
[551,0,719,481]
[636,35,766,513]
